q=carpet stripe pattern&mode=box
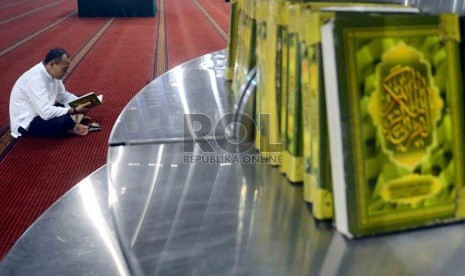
[0,0,68,24]
[62,18,115,82]
[0,0,58,20]
[192,0,228,41]
[0,0,229,260]
[196,0,230,32]
[0,127,14,162]
[0,11,77,57]
[0,0,36,10]
[165,0,228,69]
[0,0,77,50]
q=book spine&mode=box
[313,12,334,220]
[301,7,313,202]
[261,0,282,165]
[285,3,303,183]
[225,0,240,81]
[321,19,349,235]
[278,1,290,175]
[231,0,256,98]
[255,0,267,152]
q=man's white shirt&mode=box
[9,62,78,138]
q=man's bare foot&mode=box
[67,124,89,136]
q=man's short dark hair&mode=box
[44,48,69,64]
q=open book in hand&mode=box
[68,92,103,108]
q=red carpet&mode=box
[0,0,60,21]
[0,0,76,50]
[0,0,229,259]
[165,0,228,69]
[0,0,33,8]
[195,0,230,33]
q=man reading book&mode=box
[9,48,96,138]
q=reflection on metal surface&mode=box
[80,181,129,276]
[109,141,338,275]
[109,50,232,146]
[151,143,210,275]
[321,0,465,14]
[109,140,465,275]
[409,0,465,14]
[232,67,257,143]
[234,176,249,274]
[348,0,465,14]
[130,144,164,247]
[0,166,129,276]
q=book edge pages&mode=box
[69,92,102,107]
[320,6,419,13]
[79,92,95,98]
[321,19,351,238]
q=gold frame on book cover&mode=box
[343,25,465,230]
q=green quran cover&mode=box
[321,12,465,237]
[299,2,415,219]
[301,3,416,220]
[68,92,102,108]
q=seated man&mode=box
[9,48,93,138]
